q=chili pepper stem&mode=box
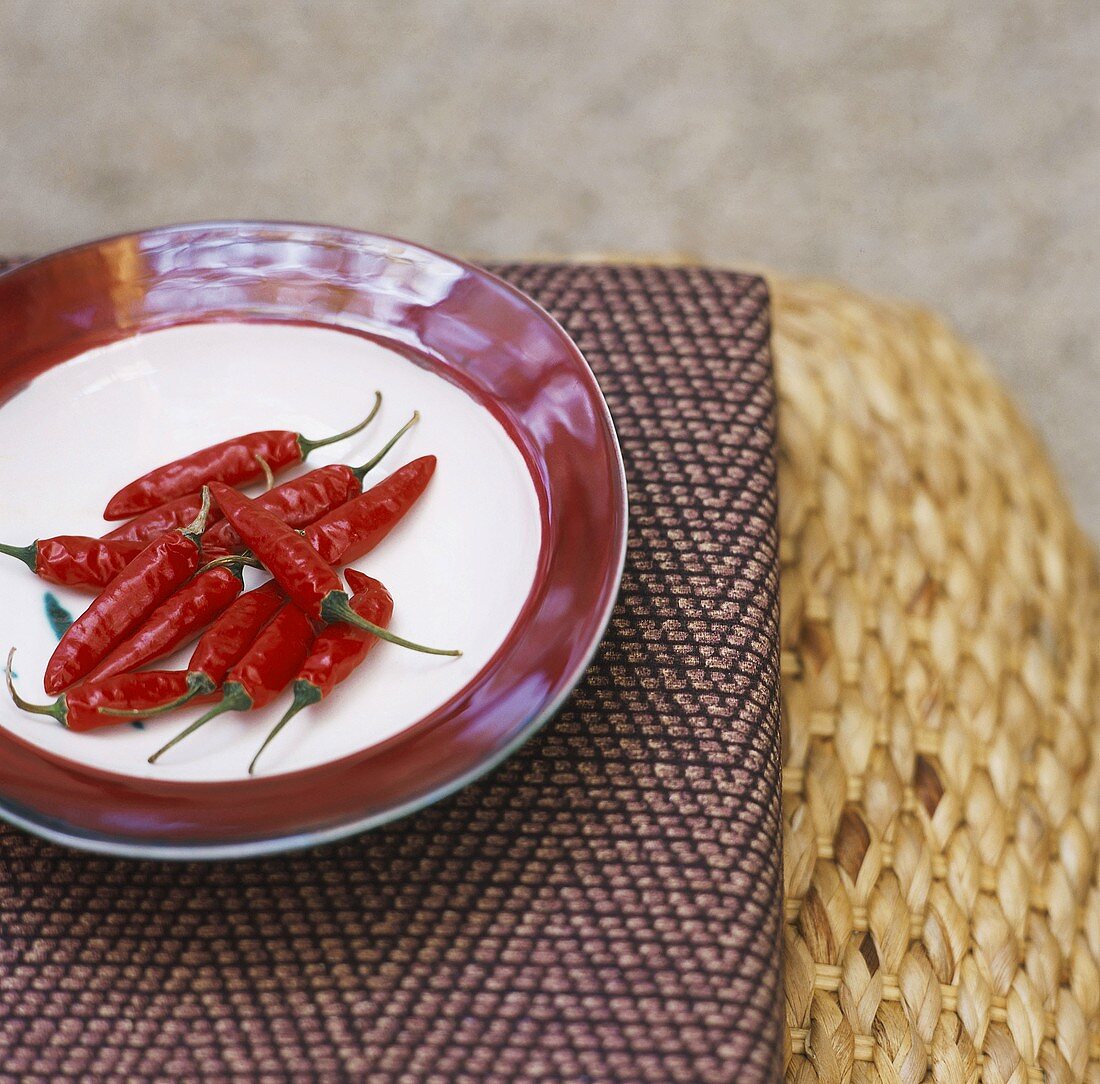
[197,553,264,575]
[351,411,420,482]
[296,393,382,458]
[320,592,461,656]
[248,679,322,776]
[0,542,37,574]
[254,454,275,491]
[148,682,253,763]
[5,648,66,726]
[180,487,213,546]
[100,671,217,719]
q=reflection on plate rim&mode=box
[0,222,628,860]
[2,322,544,784]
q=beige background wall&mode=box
[2,0,1097,532]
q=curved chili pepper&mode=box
[101,493,223,544]
[199,464,358,552]
[5,649,201,733]
[101,451,270,546]
[248,570,394,775]
[209,482,458,656]
[342,569,385,599]
[102,580,286,719]
[148,601,316,763]
[197,454,435,576]
[0,536,146,590]
[44,489,213,695]
[304,455,437,565]
[186,581,285,686]
[86,565,245,683]
[202,412,419,551]
[102,392,382,519]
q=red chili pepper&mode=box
[85,565,245,683]
[100,580,286,720]
[102,393,382,519]
[101,493,223,544]
[0,536,146,590]
[43,490,213,695]
[199,454,434,575]
[202,413,418,551]
[208,482,457,656]
[304,455,437,565]
[5,649,201,733]
[148,601,316,763]
[248,571,394,774]
[186,580,286,687]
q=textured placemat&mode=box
[0,261,782,1083]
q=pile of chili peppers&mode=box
[3,397,459,774]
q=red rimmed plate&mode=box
[0,223,627,859]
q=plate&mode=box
[0,223,627,859]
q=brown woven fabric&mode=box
[0,261,783,1083]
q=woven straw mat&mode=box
[770,274,1100,1083]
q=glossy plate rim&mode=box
[0,221,628,860]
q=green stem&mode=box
[100,671,216,719]
[181,486,213,546]
[350,411,420,483]
[248,679,322,776]
[5,647,66,726]
[148,682,253,764]
[297,392,382,458]
[320,592,461,656]
[0,542,38,574]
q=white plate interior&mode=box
[0,323,541,782]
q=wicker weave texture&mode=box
[772,276,1100,1083]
